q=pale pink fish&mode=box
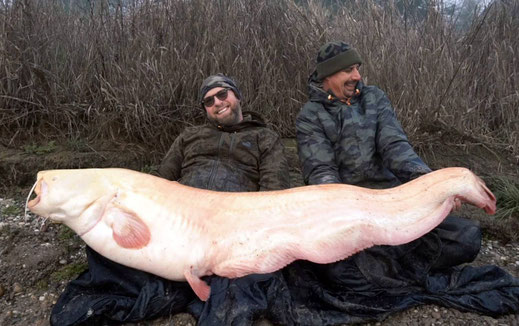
[26,167,496,301]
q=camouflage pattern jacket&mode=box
[158,111,290,192]
[296,78,431,188]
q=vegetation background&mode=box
[0,0,517,154]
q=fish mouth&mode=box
[27,179,43,209]
[25,178,40,220]
[25,178,55,230]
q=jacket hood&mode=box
[307,69,364,105]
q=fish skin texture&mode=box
[27,167,496,301]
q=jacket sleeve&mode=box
[295,105,341,185]
[375,93,432,182]
[258,131,291,191]
[157,135,184,181]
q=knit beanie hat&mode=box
[199,74,242,108]
[316,41,363,80]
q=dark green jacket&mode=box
[296,77,431,188]
[158,112,290,192]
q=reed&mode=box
[0,0,517,159]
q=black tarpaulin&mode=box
[50,216,519,326]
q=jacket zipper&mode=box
[207,132,225,189]
[229,132,237,160]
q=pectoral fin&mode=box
[106,204,151,249]
[184,269,211,301]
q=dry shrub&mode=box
[0,0,517,159]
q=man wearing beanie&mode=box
[296,41,431,187]
[51,74,290,326]
[294,41,483,319]
[159,73,290,191]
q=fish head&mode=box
[27,169,110,223]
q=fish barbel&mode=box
[26,167,496,301]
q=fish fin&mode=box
[108,205,151,249]
[214,242,299,278]
[184,269,210,301]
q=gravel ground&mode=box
[1,195,518,326]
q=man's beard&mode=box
[208,105,242,126]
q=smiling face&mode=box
[322,64,361,100]
[203,87,243,126]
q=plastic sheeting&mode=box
[50,216,519,325]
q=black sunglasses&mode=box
[202,88,230,107]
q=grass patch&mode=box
[491,177,519,221]
[35,279,49,291]
[50,262,88,283]
[23,141,57,155]
[66,136,89,152]
[1,205,22,217]
[57,226,78,241]
[140,165,158,174]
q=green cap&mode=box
[316,41,362,80]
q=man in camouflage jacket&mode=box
[158,73,290,191]
[51,74,290,325]
[295,41,480,276]
[296,41,431,188]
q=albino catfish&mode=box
[27,167,496,301]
